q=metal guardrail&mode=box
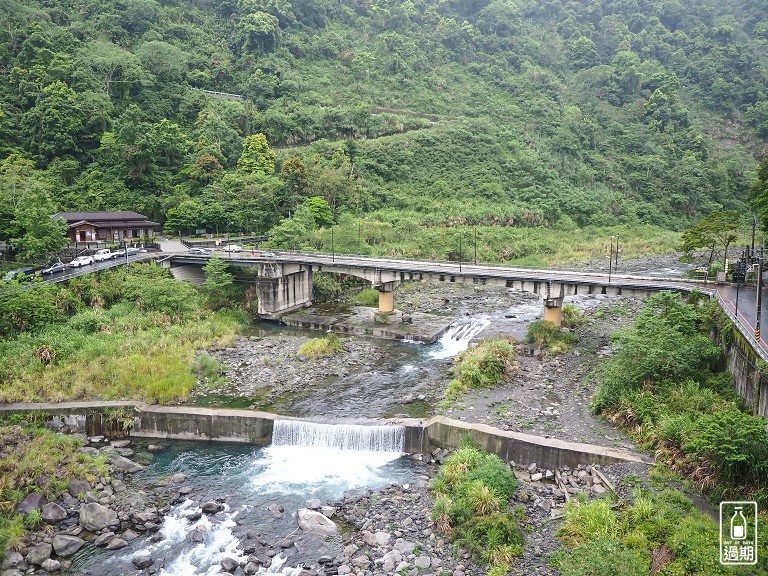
[714,290,768,361]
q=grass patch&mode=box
[431,442,522,573]
[444,338,516,402]
[526,320,578,355]
[551,489,768,576]
[297,333,343,358]
[0,265,245,403]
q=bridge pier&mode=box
[377,281,400,313]
[543,296,564,327]
[256,268,313,319]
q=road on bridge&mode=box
[13,246,768,359]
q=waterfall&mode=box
[272,420,404,453]
[429,318,490,359]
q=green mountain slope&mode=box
[1,0,767,261]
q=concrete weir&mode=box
[0,403,647,471]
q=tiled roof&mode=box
[52,212,158,226]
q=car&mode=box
[69,256,94,267]
[41,261,66,274]
[122,246,140,256]
[221,244,242,253]
[188,248,212,256]
[2,266,36,281]
[261,251,277,258]
[93,249,116,262]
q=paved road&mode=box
[41,252,156,284]
[716,283,768,351]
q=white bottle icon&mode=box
[731,507,747,540]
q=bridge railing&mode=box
[713,290,768,361]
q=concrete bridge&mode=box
[159,251,705,324]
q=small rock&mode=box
[16,492,45,514]
[132,552,152,569]
[41,502,67,523]
[221,558,239,572]
[52,535,85,557]
[26,543,52,566]
[106,538,128,550]
[40,558,61,572]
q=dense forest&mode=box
[1,0,767,262]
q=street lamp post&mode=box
[331,226,335,263]
[614,234,619,270]
[474,228,477,265]
[459,231,462,273]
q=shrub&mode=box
[373,311,391,324]
[453,513,523,563]
[432,443,521,570]
[351,288,380,306]
[312,272,343,301]
[464,457,519,501]
[453,338,516,390]
[562,304,586,328]
[684,408,768,488]
[525,320,577,353]
[192,352,223,381]
[551,538,649,576]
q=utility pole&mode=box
[756,242,763,343]
[331,226,335,263]
[608,237,614,283]
[474,228,477,265]
[751,215,757,259]
[614,234,619,270]
[459,231,462,272]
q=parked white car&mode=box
[69,255,94,267]
[93,249,115,262]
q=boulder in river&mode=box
[297,509,338,535]
[79,502,117,532]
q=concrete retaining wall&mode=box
[726,331,768,419]
[0,403,646,470]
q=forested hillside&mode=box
[1,0,767,262]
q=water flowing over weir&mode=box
[272,420,405,453]
[72,430,417,576]
[428,318,491,359]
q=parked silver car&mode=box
[41,261,66,274]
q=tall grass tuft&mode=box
[297,333,344,358]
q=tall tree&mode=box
[237,133,275,175]
[681,210,741,271]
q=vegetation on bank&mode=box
[430,443,522,575]
[296,333,343,358]
[552,489,768,576]
[0,418,108,560]
[0,263,245,403]
[443,338,517,405]
[525,318,579,355]
[592,291,768,506]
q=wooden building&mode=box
[53,211,159,244]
